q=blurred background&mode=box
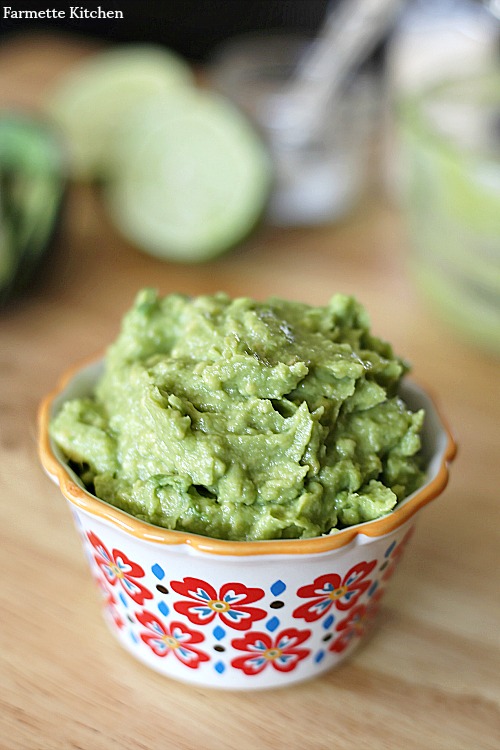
[0,0,333,60]
[1,0,499,355]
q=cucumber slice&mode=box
[0,113,66,306]
[45,45,194,180]
[105,89,271,263]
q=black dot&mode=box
[322,633,333,642]
[213,645,225,652]
[156,584,169,594]
[127,614,134,623]
[270,600,284,609]
[379,561,389,571]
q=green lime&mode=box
[45,45,194,180]
[105,89,271,263]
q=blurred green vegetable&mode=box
[105,88,271,263]
[44,44,271,263]
[0,113,66,307]
[45,44,194,181]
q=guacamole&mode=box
[50,289,425,541]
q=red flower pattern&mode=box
[231,628,311,676]
[329,589,384,653]
[87,531,153,606]
[92,571,125,629]
[136,610,210,668]
[82,528,407,677]
[293,561,376,622]
[171,577,266,631]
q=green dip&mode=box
[50,289,425,541]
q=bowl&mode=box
[38,357,455,690]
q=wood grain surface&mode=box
[0,34,499,750]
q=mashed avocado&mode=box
[50,289,425,541]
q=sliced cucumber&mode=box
[0,113,66,306]
[45,45,194,180]
[105,89,271,263]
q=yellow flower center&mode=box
[263,648,282,661]
[110,564,124,580]
[328,585,348,601]
[353,614,366,633]
[209,599,230,613]
[164,636,179,650]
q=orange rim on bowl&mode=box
[38,355,457,557]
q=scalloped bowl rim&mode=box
[38,355,456,557]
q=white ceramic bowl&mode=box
[38,358,455,690]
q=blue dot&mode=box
[270,580,286,596]
[384,541,397,558]
[130,630,138,644]
[368,581,379,597]
[213,625,226,641]
[266,616,280,632]
[323,614,335,630]
[158,601,169,617]
[151,564,165,580]
[119,592,128,608]
[214,661,225,674]
[314,650,325,664]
